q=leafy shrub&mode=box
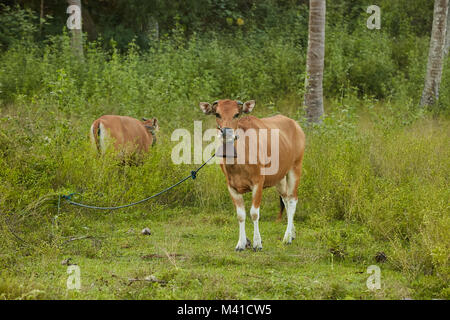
[0,5,39,51]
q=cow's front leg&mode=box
[228,186,247,251]
[251,183,263,251]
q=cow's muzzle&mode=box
[217,126,238,158]
[218,126,238,143]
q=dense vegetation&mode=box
[0,1,448,299]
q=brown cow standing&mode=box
[90,115,159,156]
[199,99,305,251]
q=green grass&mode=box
[1,97,448,300]
[0,206,430,300]
[0,26,449,299]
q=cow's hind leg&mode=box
[282,162,302,244]
[276,176,288,222]
[228,186,247,251]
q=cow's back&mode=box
[260,115,305,161]
[242,114,305,164]
[91,115,152,154]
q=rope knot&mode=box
[62,193,78,201]
[190,170,197,180]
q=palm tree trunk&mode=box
[67,0,83,59]
[445,5,450,55]
[40,0,44,34]
[420,0,449,107]
[305,0,326,123]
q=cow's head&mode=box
[142,117,159,135]
[199,99,255,141]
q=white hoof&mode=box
[283,231,293,244]
[253,235,262,251]
[235,239,246,251]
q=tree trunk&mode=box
[420,0,449,107]
[40,0,44,33]
[304,0,326,123]
[445,5,450,55]
[67,0,83,59]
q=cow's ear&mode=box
[199,102,214,115]
[242,100,255,113]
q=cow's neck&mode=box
[237,115,262,131]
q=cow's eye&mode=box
[233,113,240,119]
[215,113,221,119]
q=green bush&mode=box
[0,4,39,51]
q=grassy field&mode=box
[0,207,430,300]
[1,96,449,300]
[0,18,449,298]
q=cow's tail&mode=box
[277,196,285,222]
[90,120,101,153]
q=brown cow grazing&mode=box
[90,115,159,156]
[199,99,305,251]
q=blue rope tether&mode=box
[62,193,81,201]
[60,153,215,211]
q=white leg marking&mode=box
[283,198,297,244]
[250,206,262,250]
[236,206,247,251]
[228,186,247,251]
[282,169,299,244]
